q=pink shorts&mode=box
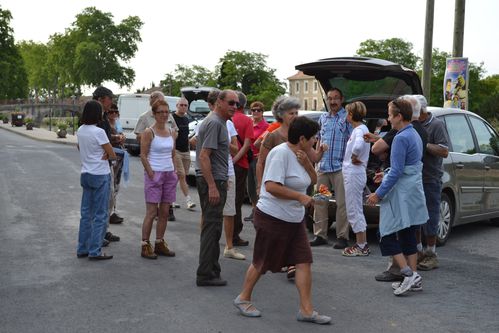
[144,171,178,203]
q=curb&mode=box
[0,125,78,146]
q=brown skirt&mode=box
[252,207,313,274]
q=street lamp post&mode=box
[71,95,76,135]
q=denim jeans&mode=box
[423,181,442,237]
[78,173,111,257]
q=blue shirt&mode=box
[376,124,423,198]
[318,108,352,173]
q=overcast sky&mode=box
[3,0,498,95]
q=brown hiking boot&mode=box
[417,251,427,264]
[154,239,176,257]
[417,251,439,271]
[141,240,158,259]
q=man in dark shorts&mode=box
[195,90,238,287]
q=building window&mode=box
[313,98,318,111]
[304,81,308,93]
[313,81,318,92]
[295,82,300,94]
[303,98,308,110]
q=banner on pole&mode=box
[443,57,469,110]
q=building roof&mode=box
[287,71,315,80]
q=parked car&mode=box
[296,56,499,245]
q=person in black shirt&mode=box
[172,98,196,210]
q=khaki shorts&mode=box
[174,150,191,177]
[223,175,236,216]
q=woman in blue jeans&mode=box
[76,100,116,260]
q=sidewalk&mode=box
[0,122,78,146]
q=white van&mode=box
[118,93,180,155]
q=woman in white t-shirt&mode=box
[140,100,178,260]
[76,100,116,260]
[342,101,371,257]
[233,116,331,325]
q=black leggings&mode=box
[379,225,418,256]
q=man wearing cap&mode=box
[92,86,121,245]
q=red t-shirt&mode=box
[251,118,269,156]
[232,110,255,169]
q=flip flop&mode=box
[233,295,261,317]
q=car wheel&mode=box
[437,192,454,246]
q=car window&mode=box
[443,114,476,154]
[189,100,210,114]
[468,116,499,156]
[327,76,414,103]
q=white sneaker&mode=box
[224,247,245,260]
[393,272,422,296]
[186,199,196,210]
[391,279,422,292]
[171,202,180,208]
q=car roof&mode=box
[428,106,487,120]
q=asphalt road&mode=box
[1,129,498,333]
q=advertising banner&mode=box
[443,57,469,110]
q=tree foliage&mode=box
[0,6,28,99]
[16,7,143,100]
[215,50,286,108]
[355,38,499,122]
[356,38,420,70]
[160,64,216,96]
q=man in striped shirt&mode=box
[310,87,352,249]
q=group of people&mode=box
[75,84,449,325]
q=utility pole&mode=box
[453,0,466,57]
[422,0,435,103]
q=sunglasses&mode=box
[178,104,188,107]
[251,109,263,112]
[227,100,240,107]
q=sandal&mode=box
[287,266,296,280]
[233,295,261,317]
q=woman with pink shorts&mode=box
[139,100,178,259]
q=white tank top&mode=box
[148,128,174,172]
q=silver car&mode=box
[296,57,499,245]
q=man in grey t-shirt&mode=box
[415,95,449,271]
[195,90,238,287]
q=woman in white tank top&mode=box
[139,100,178,259]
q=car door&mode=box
[443,113,484,217]
[468,115,499,213]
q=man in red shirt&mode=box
[231,92,254,246]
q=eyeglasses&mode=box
[251,109,262,112]
[109,110,119,114]
[178,104,188,107]
[154,111,169,115]
[227,100,240,107]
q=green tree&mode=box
[43,7,143,98]
[215,50,285,108]
[0,6,28,100]
[356,38,420,70]
[18,41,51,99]
[160,64,216,96]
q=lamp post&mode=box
[71,95,76,135]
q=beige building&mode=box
[287,71,325,111]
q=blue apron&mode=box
[379,163,428,237]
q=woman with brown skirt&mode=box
[233,116,331,325]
